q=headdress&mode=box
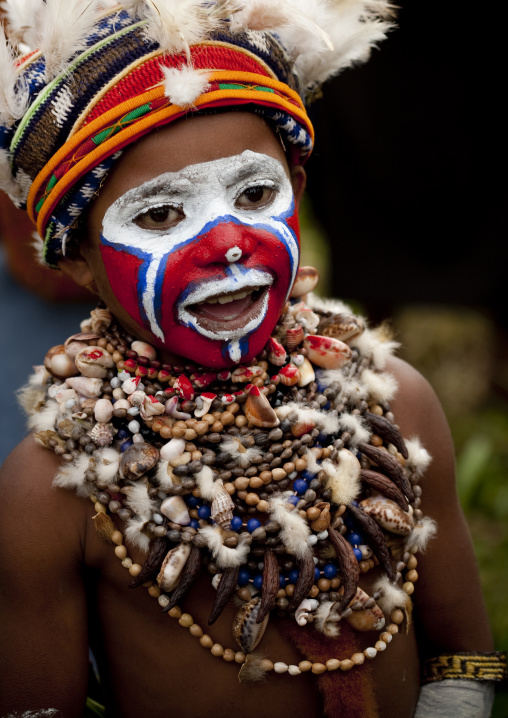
[0,0,393,267]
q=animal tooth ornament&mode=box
[3,0,457,692]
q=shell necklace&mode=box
[25,267,435,681]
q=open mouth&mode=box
[178,270,273,338]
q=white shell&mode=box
[160,438,186,462]
[297,357,315,387]
[131,340,157,361]
[128,390,146,407]
[290,266,319,298]
[44,345,78,379]
[94,398,114,423]
[360,495,414,536]
[160,496,191,526]
[156,543,192,592]
[75,346,114,378]
[211,485,234,530]
[232,597,269,653]
[295,598,313,626]
[194,394,215,418]
[66,376,104,398]
[140,395,165,420]
[345,588,385,632]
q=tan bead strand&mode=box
[94,494,409,679]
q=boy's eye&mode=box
[235,185,274,209]
[133,205,183,230]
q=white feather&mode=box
[142,0,228,58]
[155,459,178,490]
[277,0,394,95]
[30,231,46,266]
[94,447,121,485]
[123,481,156,521]
[404,437,432,477]
[373,574,411,615]
[27,398,60,432]
[303,448,321,475]
[1,0,43,50]
[406,517,437,554]
[36,0,103,81]
[275,402,340,435]
[0,27,29,127]
[199,525,250,568]
[53,452,91,497]
[350,326,399,369]
[269,494,310,558]
[195,465,224,501]
[314,600,341,637]
[322,450,361,505]
[161,63,211,107]
[361,368,398,404]
[16,386,45,418]
[219,437,263,470]
[230,0,291,32]
[124,516,151,552]
[307,293,354,316]
[337,412,371,447]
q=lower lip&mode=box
[185,287,268,333]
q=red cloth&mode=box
[280,620,379,718]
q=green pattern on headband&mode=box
[10,20,147,154]
[218,83,275,93]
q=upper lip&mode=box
[178,269,273,311]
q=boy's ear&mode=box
[291,165,307,208]
[58,255,95,290]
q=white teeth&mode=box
[199,287,258,306]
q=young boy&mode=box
[0,2,503,716]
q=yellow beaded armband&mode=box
[423,652,507,684]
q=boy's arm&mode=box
[387,356,494,655]
[0,437,90,717]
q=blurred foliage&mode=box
[395,306,508,716]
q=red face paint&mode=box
[99,152,300,367]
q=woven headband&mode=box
[0,1,393,266]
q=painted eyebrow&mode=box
[119,176,193,204]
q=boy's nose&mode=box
[193,221,258,266]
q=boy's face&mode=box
[81,113,305,368]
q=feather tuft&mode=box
[275,401,340,435]
[199,525,250,568]
[124,516,151,552]
[195,465,224,501]
[404,437,432,477]
[406,517,437,554]
[322,450,361,505]
[269,494,310,558]
[0,26,29,127]
[161,64,211,107]
[373,574,411,619]
[220,437,263,469]
[123,481,156,521]
[53,452,91,497]
[361,368,398,403]
[94,447,121,485]
[350,325,399,369]
[337,412,371,447]
[315,600,341,637]
[238,652,269,683]
[155,459,178,491]
[143,0,228,58]
[36,0,104,81]
[27,398,60,432]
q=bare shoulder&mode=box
[0,435,88,565]
[384,356,494,653]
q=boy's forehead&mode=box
[97,112,288,206]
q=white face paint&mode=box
[99,151,300,366]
